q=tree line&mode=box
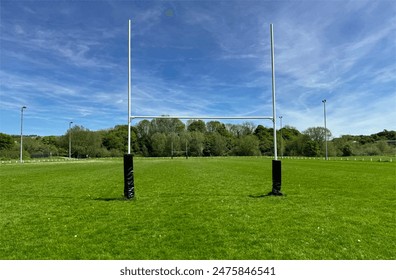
[0,118,395,160]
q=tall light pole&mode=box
[20,106,27,163]
[69,121,73,159]
[322,99,328,160]
[279,116,283,157]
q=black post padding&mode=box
[123,154,135,199]
[271,160,283,196]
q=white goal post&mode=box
[124,21,282,198]
[127,21,278,159]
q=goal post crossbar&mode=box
[123,21,283,199]
[130,115,273,121]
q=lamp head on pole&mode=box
[322,99,326,103]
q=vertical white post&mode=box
[127,19,131,154]
[69,121,73,158]
[270,24,278,160]
[279,116,283,157]
[20,106,26,163]
[322,99,328,160]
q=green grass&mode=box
[0,157,395,260]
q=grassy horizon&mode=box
[0,157,394,259]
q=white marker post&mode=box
[20,106,27,163]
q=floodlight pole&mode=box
[322,99,328,160]
[270,23,282,196]
[279,116,283,157]
[69,121,73,158]
[20,106,26,163]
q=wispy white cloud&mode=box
[1,0,394,136]
[1,21,119,69]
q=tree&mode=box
[303,127,331,144]
[281,126,301,141]
[187,120,206,133]
[189,131,205,156]
[254,125,273,155]
[303,127,332,156]
[151,117,185,134]
[151,132,167,157]
[206,121,229,137]
[41,136,58,147]
[0,133,19,160]
[341,144,353,156]
[167,132,180,157]
[102,125,128,153]
[0,133,14,150]
[62,126,103,158]
[226,124,243,137]
[232,135,260,156]
[376,141,392,155]
[241,121,256,135]
[23,136,59,158]
[136,120,151,137]
[376,129,396,140]
[136,120,152,156]
[287,134,310,156]
[303,140,320,157]
[204,132,228,156]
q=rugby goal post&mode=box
[123,21,282,199]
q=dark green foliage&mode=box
[303,140,320,157]
[188,131,205,156]
[62,126,103,158]
[206,121,229,137]
[0,134,21,159]
[102,125,128,153]
[376,129,396,140]
[342,144,353,156]
[151,117,185,134]
[232,135,260,156]
[1,121,395,159]
[203,132,228,156]
[0,133,14,150]
[254,125,273,155]
[187,120,206,133]
[151,132,167,157]
[280,125,301,140]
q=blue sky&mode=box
[0,0,395,137]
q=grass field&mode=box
[0,157,395,260]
